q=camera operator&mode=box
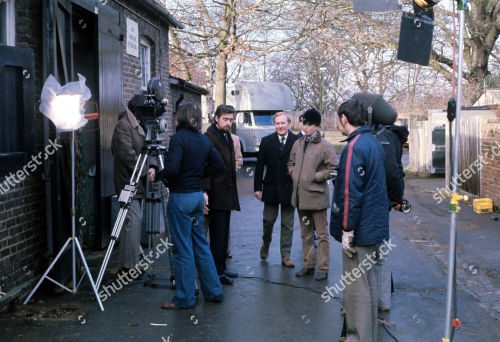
[158,102,225,309]
[373,122,408,311]
[111,96,157,275]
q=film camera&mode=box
[129,78,168,141]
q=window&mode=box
[243,112,252,126]
[139,38,151,90]
[253,112,275,126]
[0,0,15,46]
[0,45,35,177]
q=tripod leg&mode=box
[96,206,129,289]
[74,238,104,311]
[24,237,72,305]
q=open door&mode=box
[97,3,123,248]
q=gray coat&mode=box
[111,108,155,199]
[288,132,337,210]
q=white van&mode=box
[226,82,295,155]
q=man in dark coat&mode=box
[254,113,298,267]
[203,104,240,285]
[330,99,389,342]
[372,123,409,311]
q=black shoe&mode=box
[224,270,239,278]
[219,274,234,285]
[315,272,328,281]
[207,295,223,303]
[295,268,314,277]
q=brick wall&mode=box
[0,0,178,308]
[0,0,46,304]
[170,86,204,109]
[112,0,175,141]
[480,119,500,209]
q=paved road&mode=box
[0,161,498,342]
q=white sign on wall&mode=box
[126,17,139,58]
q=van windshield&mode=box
[254,112,275,126]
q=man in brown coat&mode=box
[111,97,156,273]
[288,108,337,280]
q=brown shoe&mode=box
[281,256,295,267]
[260,244,269,260]
[161,301,178,310]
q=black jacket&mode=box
[159,128,224,193]
[254,131,298,206]
[375,125,408,204]
[203,124,240,211]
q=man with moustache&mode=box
[254,112,298,267]
[203,105,240,285]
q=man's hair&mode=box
[176,102,201,132]
[273,112,291,124]
[337,99,366,127]
[214,104,235,118]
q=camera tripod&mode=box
[96,132,175,292]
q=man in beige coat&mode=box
[111,96,156,273]
[288,108,337,280]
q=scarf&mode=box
[304,130,320,143]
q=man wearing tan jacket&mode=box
[288,108,337,281]
[111,96,156,274]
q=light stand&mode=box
[443,1,469,341]
[24,76,103,311]
[24,130,103,311]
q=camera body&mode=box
[132,78,167,123]
[129,78,169,143]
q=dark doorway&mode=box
[72,4,99,248]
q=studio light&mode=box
[24,74,104,311]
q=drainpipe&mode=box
[42,0,54,256]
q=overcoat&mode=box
[288,132,337,210]
[254,131,298,206]
[111,108,156,199]
[203,124,240,211]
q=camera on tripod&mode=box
[130,78,169,141]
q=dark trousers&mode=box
[209,209,231,275]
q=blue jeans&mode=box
[167,192,223,307]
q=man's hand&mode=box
[254,191,263,201]
[203,192,209,214]
[342,230,356,258]
[148,168,156,182]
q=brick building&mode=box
[480,117,500,209]
[0,0,185,311]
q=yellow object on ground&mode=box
[473,198,493,214]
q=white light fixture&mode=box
[39,74,90,131]
[25,74,104,311]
